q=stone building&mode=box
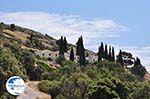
[35,50,59,61]
[35,48,98,64]
[86,52,98,63]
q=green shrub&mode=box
[59,60,77,75]
[128,81,150,99]
[38,80,60,99]
[130,64,147,77]
[60,73,92,99]
[0,48,27,96]
[41,69,61,81]
[0,92,16,99]
[88,78,129,99]
[55,55,65,65]
[37,61,53,72]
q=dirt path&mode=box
[17,81,51,99]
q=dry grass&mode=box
[21,45,39,51]
[3,29,29,42]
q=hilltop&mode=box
[0,22,58,50]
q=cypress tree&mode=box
[64,37,68,52]
[79,52,85,66]
[134,57,141,66]
[98,46,102,61]
[108,46,112,61]
[101,42,104,58]
[80,36,85,66]
[59,36,64,55]
[58,36,68,54]
[76,36,85,66]
[70,47,74,61]
[56,38,61,45]
[117,50,124,66]
[104,44,108,59]
[76,37,81,55]
[80,36,84,47]
[112,47,115,62]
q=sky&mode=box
[0,0,150,72]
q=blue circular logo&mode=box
[6,76,25,95]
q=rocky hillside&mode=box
[0,22,58,51]
[0,22,93,58]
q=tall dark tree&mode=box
[76,36,85,66]
[112,47,115,62]
[80,36,85,66]
[80,36,84,46]
[101,42,104,58]
[98,46,102,61]
[108,46,112,61]
[80,53,85,66]
[58,36,68,55]
[134,57,141,66]
[70,47,74,61]
[64,37,68,52]
[104,44,108,59]
[76,37,80,55]
[117,50,124,66]
[76,36,83,56]
[59,36,64,55]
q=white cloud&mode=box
[0,12,128,46]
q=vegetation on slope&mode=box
[38,60,150,99]
[0,23,149,99]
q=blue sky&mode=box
[0,0,150,71]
